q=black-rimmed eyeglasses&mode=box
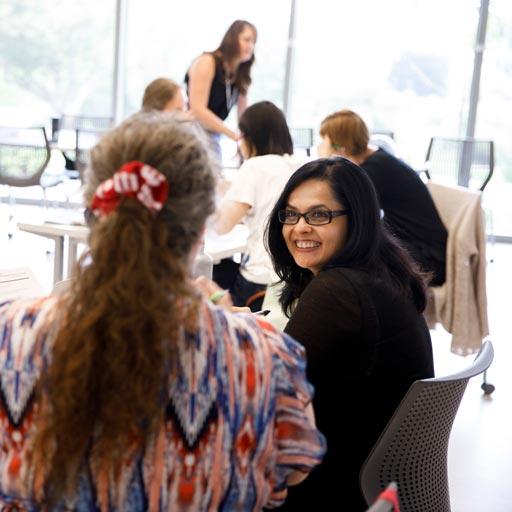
[278,208,350,225]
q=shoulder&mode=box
[295,267,368,319]
[0,295,59,331]
[285,268,366,343]
[0,296,60,350]
[0,296,60,410]
[363,148,413,173]
[239,154,298,174]
[188,53,216,77]
[239,154,276,171]
[304,267,365,301]
[361,148,389,168]
[205,302,307,368]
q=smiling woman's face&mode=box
[282,179,348,275]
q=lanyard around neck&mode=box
[225,78,234,111]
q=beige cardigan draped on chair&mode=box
[425,182,489,355]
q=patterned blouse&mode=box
[0,296,325,511]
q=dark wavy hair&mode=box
[32,112,216,504]
[238,101,293,157]
[214,19,257,95]
[265,157,427,317]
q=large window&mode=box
[1,0,510,238]
[124,1,291,114]
[290,0,479,164]
[124,0,291,165]
[476,0,512,236]
[0,0,115,128]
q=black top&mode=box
[361,149,448,285]
[276,267,434,511]
[185,53,238,121]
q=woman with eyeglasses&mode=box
[266,157,434,511]
[0,112,325,510]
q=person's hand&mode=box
[194,276,233,308]
[231,306,251,313]
[227,129,240,142]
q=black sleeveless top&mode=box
[185,53,239,121]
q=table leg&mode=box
[53,236,64,285]
[67,239,78,278]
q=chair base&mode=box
[481,370,495,395]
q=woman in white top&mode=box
[214,101,302,310]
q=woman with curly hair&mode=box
[0,112,325,510]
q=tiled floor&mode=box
[1,201,511,511]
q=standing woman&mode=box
[266,158,434,511]
[185,20,257,159]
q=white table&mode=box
[18,221,248,285]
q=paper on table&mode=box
[0,267,44,302]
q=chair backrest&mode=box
[290,127,314,156]
[372,129,395,140]
[370,134,398,157]
[360,341,493,512]
[425,181,482,234]
[75,128,108,175]
[0,126,51,187]
[60,115,113,131]
[425,137,494,191]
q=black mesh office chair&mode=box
[360,341,493,512]
[0,126,60,237]
[425,136,496,371]
[0,126,62,199]
[56,115,113,178]
[59,115,113,132]
[0,126,51,187]
[290,127,314,156]
[424,137,494,191]
[74,128,107,178]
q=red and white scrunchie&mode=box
[91,161,169,217]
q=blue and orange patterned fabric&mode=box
[0,296,325,511]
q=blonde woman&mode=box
[141,77,186,112]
